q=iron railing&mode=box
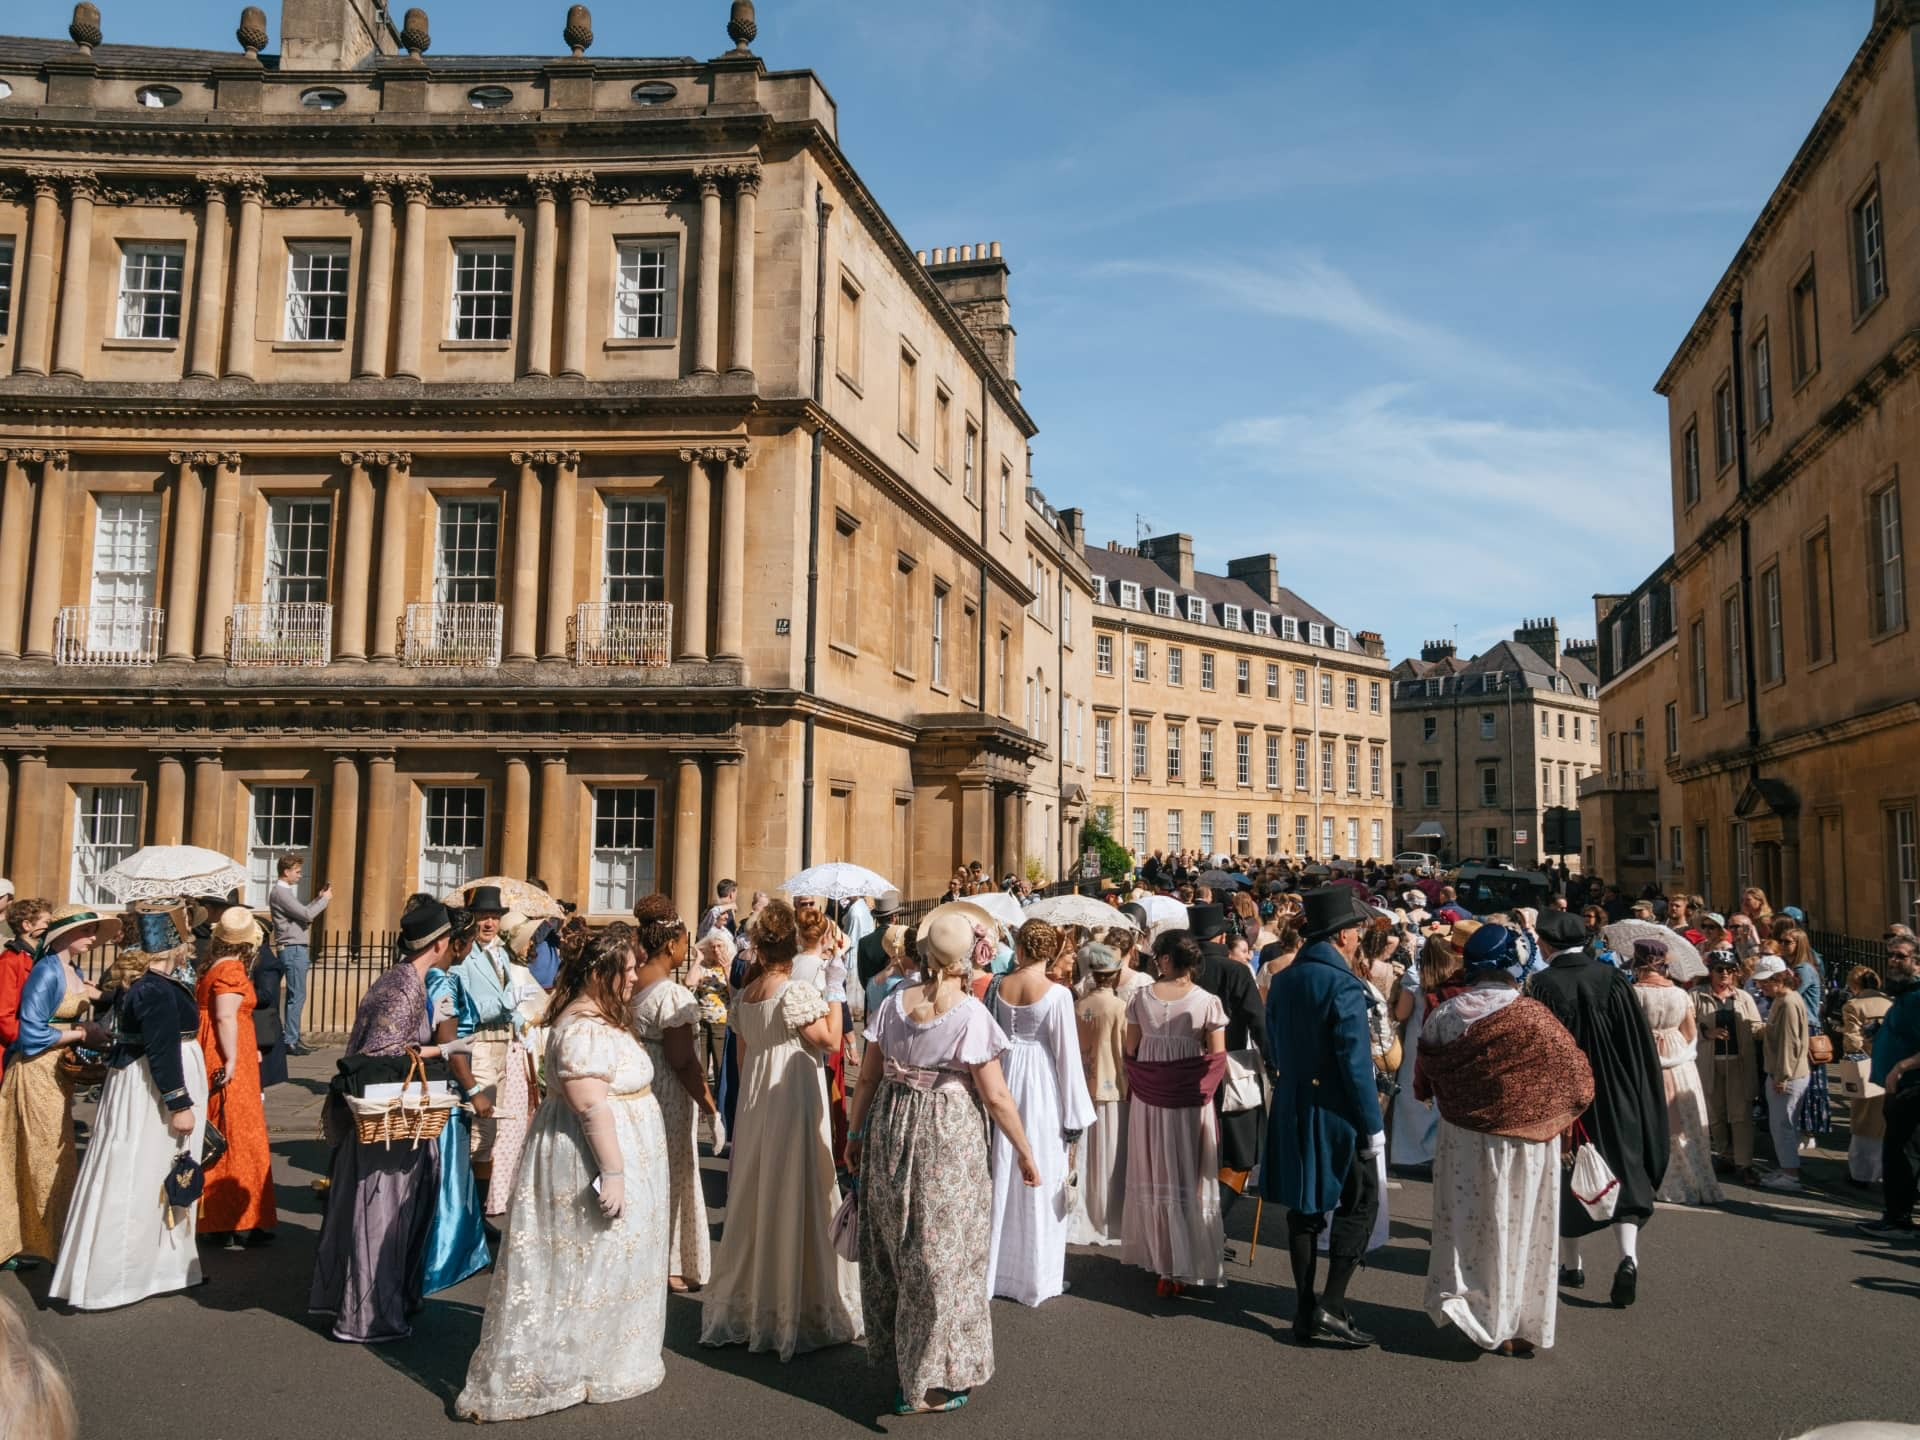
[227,601,333,667]
[399,602,503,668]
[568,601,673,667]
[54,604,164,666]
[1578,769,1655,797]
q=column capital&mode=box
[168,449,220,468]
[348,449,414,472]
[365,749,398,766]
[563,171,596,203]
[42,449,70,470]
[195,172,232,203]
[540,753,569,768]
[229,171,269,203]
[24,167,65,199]
[216,451,243,472]
[731,164,762,197]
[554,450,582,470]
[380,173,433,205]
[27,166,97,199]
[2,448,48,466]
[712,752,746,767]
[678,443,750,467]
[695,166,726,198]
[362,171,405,202]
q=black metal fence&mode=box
[1810,930,1895,983]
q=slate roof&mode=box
[1083,544,1355,651]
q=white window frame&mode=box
[1095,716,1113,776]
[87,495,161,653]
[1294,737,1309,789]
[1166,809,1183,852]
[1320,741,1335,792]
[1153,587,1175,617]
[285,242,351,343]
[1092,576,1109,605]
[1131,807,1148,857]
[1295,814,1309,854]
[1252,611,1271,636]
[590,786,658,915]
[1199,728,1216,783]
[1266,734,1280,788]
[1855,185,1888,315]
[71,784,142,906]
[420,785,488,895]
[1119,581,1142,611]
[930,581,947,688]
[1223,603,1243,630]
[602,496,667,604]
[1132,640,1149,682]
[1236,732,1251,787]
[1281,616,1299,641]
[1132,721,1150,781]
[612,237,680,340]
[449,242,515,342]
[1200,652,1215,690]
[1095,634,1113,676]
[264,496,332,605]
[1167,646,1184,686]
[435,497,501,604]
[1186,596,1207,624]
[247,785,316,906]
[1200,811,1215,854]
[1308,622,1326,646]
[1166,723,1183,782]
[1332,627,1351,651]
[1321,816,1335,857]
[1294,670,1308,703]
[1871,479,1906,636]
[115,242,185,340]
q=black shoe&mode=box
[1610,1257,1637,1308]
[1290,1303,1320,1345]
[1558,1265,1584,1289]
[1306,1310,1375,1349]
[1857,1217,1918,1237]
[288,1044,315,1058]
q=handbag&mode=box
[1808,1033,1835,1067]
[1219,1048,1264,1115]
[829,1181,860,1262]
[1567,1121,1619,1222]
[199,1118,229,1173]
[253,1007,284,1052]
[1835,1057,1883,1100]
[162,1144,205,1228]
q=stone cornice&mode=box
[1667,694,1920,784]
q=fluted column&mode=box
[0,452,32,657]
[327,752,361,936]
[186,177,230,379]
[677,451,711,662]
[336,454,375,661]
[14,171,63,376]
[357,175,397,379]
[673,757,704,926]
[560,174,593,378]
[525,174,560,378]
[501,754,532,877]
[222,173,266,380]
[727,167,759,376]
[10,753,47,898]
[23,451,71,660]
[694,168,723,375]
[358,752,396,934]
[708,756,741,900]
[715,445,748,662]
[542,452,579,659]
[163,452,208,661]
[153,755,187,846]
[373,454,413,660]
[197,453,243,660]
[508,452,546,661]
[536,754,569,892]
[393,176,432,381]
[51,172,97,379]
[190,752,225,851]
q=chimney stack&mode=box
[1514,616,1562,668]
[1057,506,1086,553]
[1138,533,1195,591]
[924,241,1017,383]
[1420,639,1457,663]
[1225,553,1280,605]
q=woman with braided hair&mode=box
[984,917,1097,1306]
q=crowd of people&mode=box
[1,851,1917,1425]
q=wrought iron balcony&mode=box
[1577,769,1655,797]
[227,602,333,667]
[54,604,164,666]
[568,601,673,667]
[399,602,503,668]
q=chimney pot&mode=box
[991,240,1003,258]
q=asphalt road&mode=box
[10,1054,1919,1440]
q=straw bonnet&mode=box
[924,912,976,971]
[211,906,264,948]
[41,904,122,952]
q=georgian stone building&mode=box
[1651,0,1920,932]
[1582,568,1683,893]
[0,0,1076,927]
[1389,620,1599,870]
[1084,534,1393,866]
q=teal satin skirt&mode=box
[422,1105,492,1295]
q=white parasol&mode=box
[1023,893,1133,931]
[442,876,565,921]
[99,845,249,904]
[1603,920,1707,982]
[780,862,895,903]
[967,891,1028,932]
[1135,894,1188,928]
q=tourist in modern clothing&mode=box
[1862,971,1920,1235]
[268,854,330,1057]
[422,906,495,1296]
[1841,967,1894,1184]
[700,899,862,1358]
[1071,942,1129,1248]
[1753,955,1811,1190]
[249,934,291,1089]
[1188,904,1264,1184]
[1630,939,1722,1205]
[0,908,111,1269]
[456,928,671,1422]
[194,907,279,1249]
[846,912,1039,1416]
[985,918,1096,1306]
[1694,950,1765,1183]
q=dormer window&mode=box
[1308,622,1326,646]
[1186,596,1206,624]
[1333,628,1351,651]
[1092,576,1108,604]
[1281,616,1299,641]
[1118,581,1141,611]
[1252,612,1271,636]
[1223,604,1243,630]
[1154,588,1174,617]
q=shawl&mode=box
[1414,994,1593,1142]
[347,961,430,1058]
[1124,1051,1227,1109]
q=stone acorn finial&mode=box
[69,2,103,53]
[236,5,268,57]
[726,0,756,53]
[399,6,432,57]
[564,4,594,56]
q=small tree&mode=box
[1023,855,1049,889]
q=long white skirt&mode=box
[51,1044,208,1311]
[1424,1120,1560,1351]
[1389,990,1438,1166]
[987,1041,1074,1305]
[1068,1098,1126,1247]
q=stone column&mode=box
[163,452,207,661]
[186,176,230,379]
[10,753,47,898]
[197,453,243,660]
[727,168,759,376]
[997,786,1021,881]
[708,755,741,899]
[358,753,396,935]
[677,450,711,662]
[501,754,532,877]
[542,452,579,659]
[715,446,748,661]
[190,753,225,851]
[335,454,375,661]
[673,757,704,926]
[222,173,266,380]
[13,171,62,376]
[525,174,559,378]
[327,752,361,936]
[373,454,413,660]
[51,172,96,379]
[0,757,9,878]
[23,451,71,661]
[0,452,32,657]
[153,755,187,846]
[508,452,545,661]
[357,175,397,379]
[536,754,569,891]
[694,169,722,375]
[559,174,593,378]
[393,176,432,381]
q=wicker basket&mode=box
[57,1050,108,1087]
[345,1053,455,1147]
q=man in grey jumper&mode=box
[269,854,331,1055]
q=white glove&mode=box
[438,1035,474,1059]
[823,954,849,1004]
[1360,1130,1386,1159]
[580,1099,626,1220]
[595,1172,625,1219]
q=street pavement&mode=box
[10,1051,1920,1439]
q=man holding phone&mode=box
[269,854,331,1057]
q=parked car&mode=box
[1393,852,1439,876]
[1452,864,1553,914]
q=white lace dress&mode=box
[455,1011,670,1422]
[631,978,712,1286]
[1636,982,1723,1205]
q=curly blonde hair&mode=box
[1015,918,1062,968]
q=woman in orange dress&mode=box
[195,907,277,1248]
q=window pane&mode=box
[266,498,333,604]
[247,786,316,905]
[435,499,500,603]
[613,241,675,339]
[71,785,142,905]
[287,245,351,342]
[603,497,666,603]
[590,787,658,914]
[452,246,515,341]
[421,785,487,893]
[117,245,184,340]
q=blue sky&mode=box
[12,0,1871,659]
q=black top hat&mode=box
[1536,910,1587,949]
[466,884,508,915]
[1300,885,1373,942]
[1187,904,1230,942]
[400,899,453,954]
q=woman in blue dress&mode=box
[423,905,493,1292]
